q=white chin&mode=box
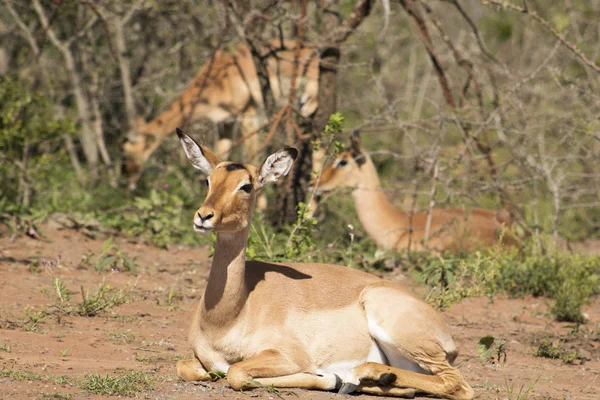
[193,225,213,234]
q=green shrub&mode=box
[533,339,584,364]
[100,188,188,248]
[407,240,599,319]
[248,202,319,263]
[0,76,74,210]
[494,248,599,322]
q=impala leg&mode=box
[342,362,473,400]
[226,349,338,392]
[357,382,416,398]
[251,372,340,391]
[176,358,212,382]
[349,286,474,400]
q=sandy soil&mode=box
[0,223,598,400]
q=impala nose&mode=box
[197,211,214,221]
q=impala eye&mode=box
[240,184,252,193]
[337,159,348,167]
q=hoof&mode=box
[376,372,397,386]
[338,382,358,395]
[334,374,343,390]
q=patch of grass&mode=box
[207,370,227,381]
[79,370,154,396]
[107,330,139,344]
[40,393,73,400]
[42,278,133,318]
[0,369,72,385]
[134,353,180,363]
[156,286,182,311]
[246,379,298,399]
[23,307,48,332]
[44,277,72,316]
[76,284,131,317]
[504,374,541,400]
[477,336,507,364]
[60,349,69,357]
[533,340,584,364]
[80,237,139,275]
[28,258,41,274]
[0,344,11,352]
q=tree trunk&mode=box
[63,47,99,175]
[114,15,137,140]
[267,0,377,227]
[269,5,342,227]
[32,0,99,177]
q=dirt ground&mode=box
[1,223,598,400]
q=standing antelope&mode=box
[122,40,318,189]
[312,131,517,253]
[175,128,474,399]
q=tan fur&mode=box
[123,40,318,188]
[313,135,518,253]
[175,129,474,400]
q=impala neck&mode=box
[202,226,251,321]
[351,155,408,249]
[140,108,184,137]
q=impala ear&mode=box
[176,128,221,174]
[258,148,298,188]
[349,130,362,153]
[349,130,366,166]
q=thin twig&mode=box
[483,0,600,74]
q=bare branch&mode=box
[441,0,501,66]
[399,0,456,108]
[322,0,375,46]
[483,0,600,74]
[32,0,68,53]
[4,0,40,55]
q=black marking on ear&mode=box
[176,128,204,154]
[225,163,247,172]
[354,153,366,167]
[285,147,299,160]
[354,154,366,167]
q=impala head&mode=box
[122,116,150,190]
[313,130,367,193]
[177,128,297,234]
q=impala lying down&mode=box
[175,128,474,399]
[312,131,518,253]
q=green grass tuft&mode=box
[76,284,131,317]
[79,370,154,396]
[533,340,584,364]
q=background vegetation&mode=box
[1,0,599,321]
